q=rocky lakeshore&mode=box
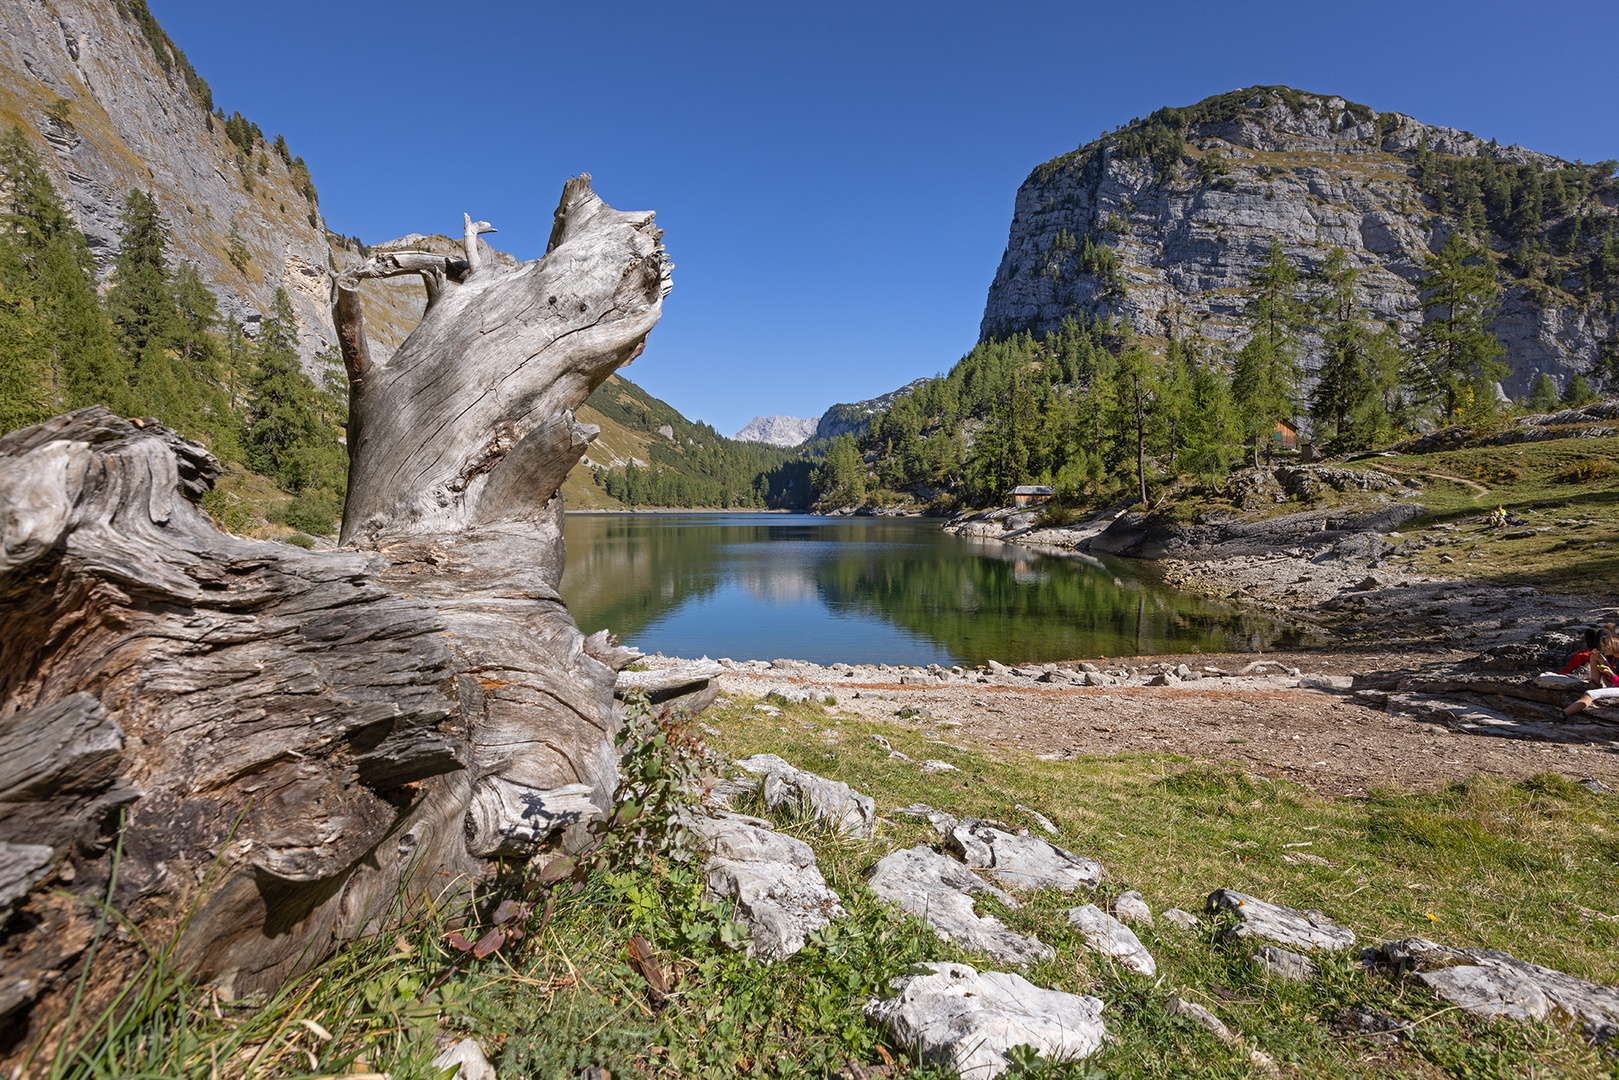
[627,628,1619,799]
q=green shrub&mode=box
[1552,458,1616,484]
[198,488,255,534]
[268,488,344,535]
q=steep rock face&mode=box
[734,415,819,446]
[981,88,1618,397]
[0,0,335,360]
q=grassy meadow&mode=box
[34,693,1619,1080]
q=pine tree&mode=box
[1110,345,1155,505]
[1180,354,1240,484]
[1529,373,1559,412]
[1231,238,1304,465]
[1561,373,1596,407]
[0,126,125,420]
[106,188,178,375]
[1308,247,1398,451]
[1413,231,1505,420]
[243,289,322,490]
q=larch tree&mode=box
[1308,246,1399,452]
[243,288,322,490]
[1412,230,1505,420]
[1231,238,1304,465]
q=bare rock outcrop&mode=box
[981,87,1617,397]
[0,0,336,359]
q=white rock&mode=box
[1206,889,1355,951]
[1165,995,1231,1039]
[1066,904,1155,976]
[432,1038,497,1080]
[1253,944,1320,981]
[732,754,877,837]
[921,759,960,774]
[1419,963,1550,1021]
[1111,890,1153,926]
[1297,674,1353,691]
[1015,804,1058,834]
[892,803,958,835]
[946,820,1102,892]
[690,811,845,962]
[1161,908,1200,930]
[1381,938,1619,1034]
[865,962,1105,1080]
[865,846,1054,965]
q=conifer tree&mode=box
[0,126,125,420]
[1413,231,1505,420]
[1180,353,1240,484]
[1308,246,1399,451]
[1561,373,1596,407]
[1231,238,1304,465]
[1110,345,1155,505]
[1529,373,1560,413]
[243,288,322,490]
[106,188,178,374]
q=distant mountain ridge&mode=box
[731,378,938,448]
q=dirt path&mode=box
[1399,469,1491,499]
[713,648,1619,798]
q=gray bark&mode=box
[0,175,667,1058]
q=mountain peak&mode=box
[734,415,820,447]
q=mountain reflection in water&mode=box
[560,513,1316,666]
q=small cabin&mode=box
[1009,485,1055,508]
[1271,420,1299,451]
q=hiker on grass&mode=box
[1564,625,1619,717]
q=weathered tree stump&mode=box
[0,175,668,1057]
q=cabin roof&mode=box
[1009,485,1056,496]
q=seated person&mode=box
[1564,625,1619,716]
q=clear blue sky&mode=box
[150,0,1619,437]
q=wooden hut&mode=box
[1009,485,1055,507]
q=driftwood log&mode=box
[0,175,667,1056]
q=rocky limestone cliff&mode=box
[981,87,1619,398]
[0,0,335,361]
[734,414,819,446]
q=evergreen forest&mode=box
[582,378,816,510]
[809,227,1611,514]
[0,127,348,536]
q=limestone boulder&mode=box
[864,846,1054,966]
[945,819,1102,892]
[689,811,845,962]
[1206,889,1355,951]
[1379,938,1619,1036]
[732,754,877,837]
[865,962,1105,1080]
[1066,904,1155,976]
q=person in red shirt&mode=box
[1564,625,1619,716]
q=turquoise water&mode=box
[559,513,1313,666]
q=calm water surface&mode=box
[560,513,1314,666]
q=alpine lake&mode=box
[560,513,1318,666]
